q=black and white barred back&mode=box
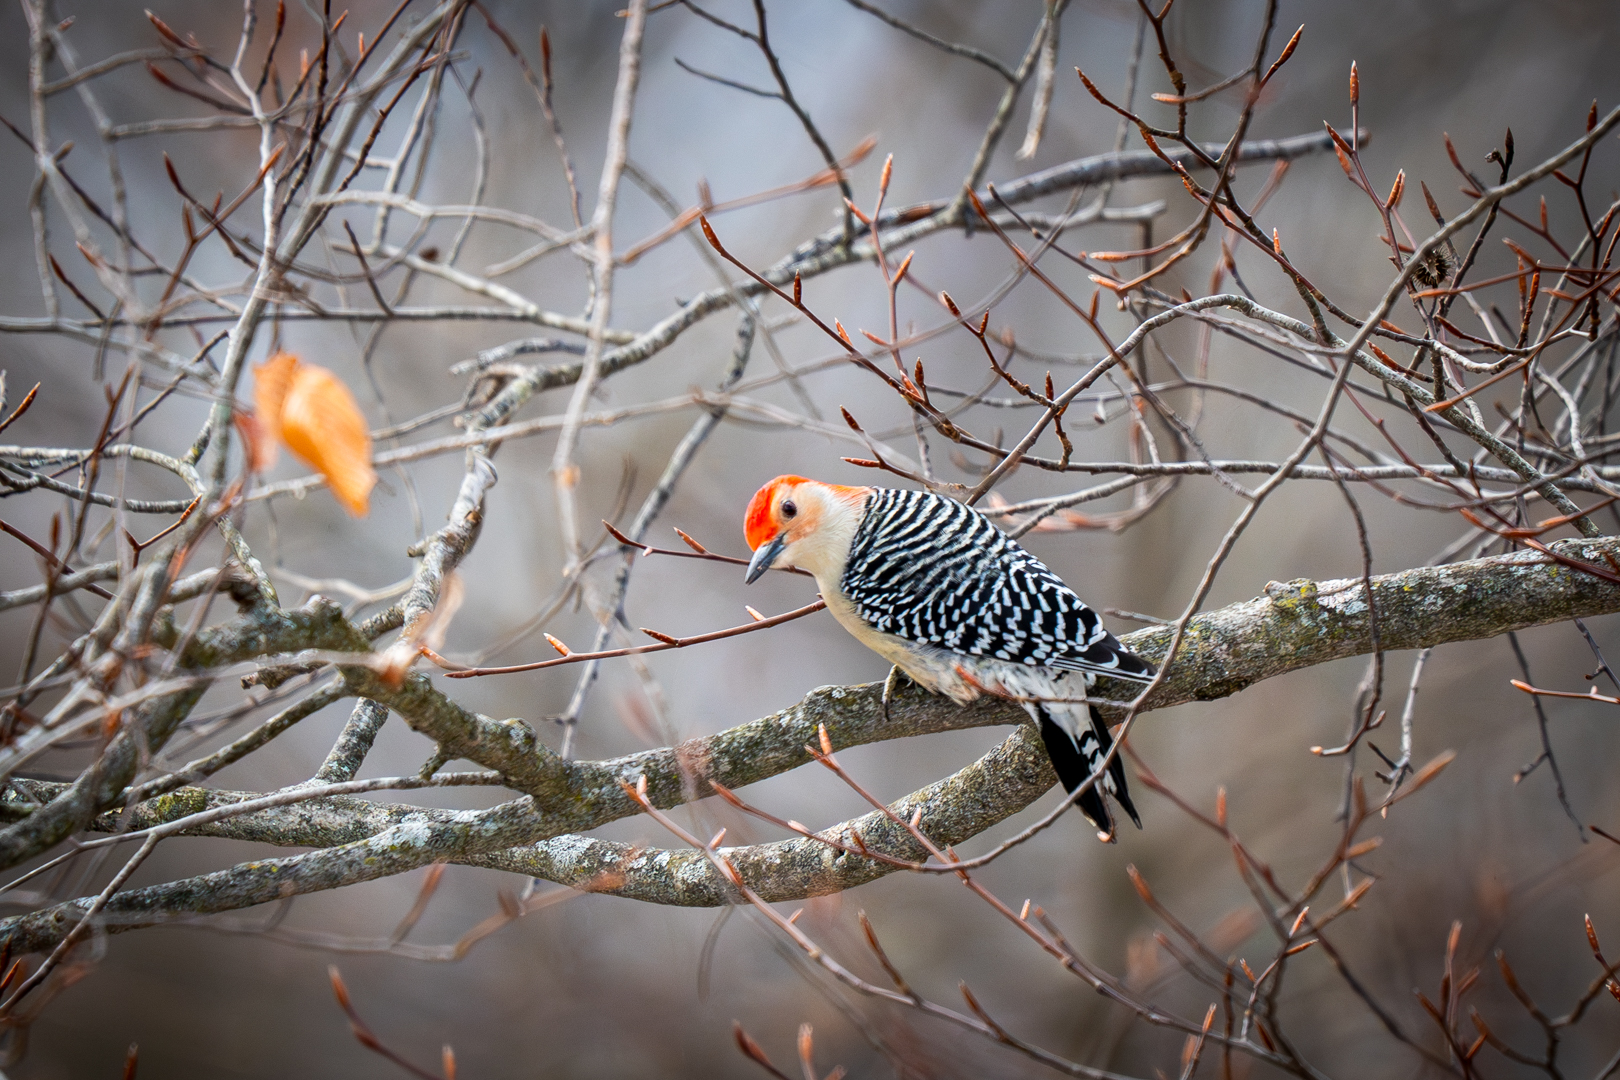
[840,488,1154,682]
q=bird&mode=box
[743,475,1156,841]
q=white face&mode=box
[746,482,864,584]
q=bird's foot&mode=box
[881,664,907,723]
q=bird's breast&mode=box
[818,578,983,705]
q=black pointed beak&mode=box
[745,534,787,584]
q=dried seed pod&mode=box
[1410,246,1454,289]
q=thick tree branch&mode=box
[4,535,1618,945]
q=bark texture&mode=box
[0,536,1615,945]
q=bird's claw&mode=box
[881,664,905,723]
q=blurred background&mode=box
[1,0,1619,1076]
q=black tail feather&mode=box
[1091,704,1141,829]
[1034,706,1141,836]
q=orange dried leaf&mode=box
[258,354,377,516]
[251,352,300,471]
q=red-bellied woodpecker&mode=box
[744,476,1156,841]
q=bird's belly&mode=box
[819,585,1056,706]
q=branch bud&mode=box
[674,527,709,554]
[1421,180,1444,223]
[698,215,722,252]
[1344,836,1383,859]
[1261,26,1303,86]
[639,628,681,646]
[146,10,189,48]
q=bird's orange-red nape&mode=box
[744,475,868,550]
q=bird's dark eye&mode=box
[780,499,797,519]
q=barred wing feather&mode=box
[840,488,1156,682]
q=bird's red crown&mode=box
[744,475,867,551]
[744,475,808,551]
